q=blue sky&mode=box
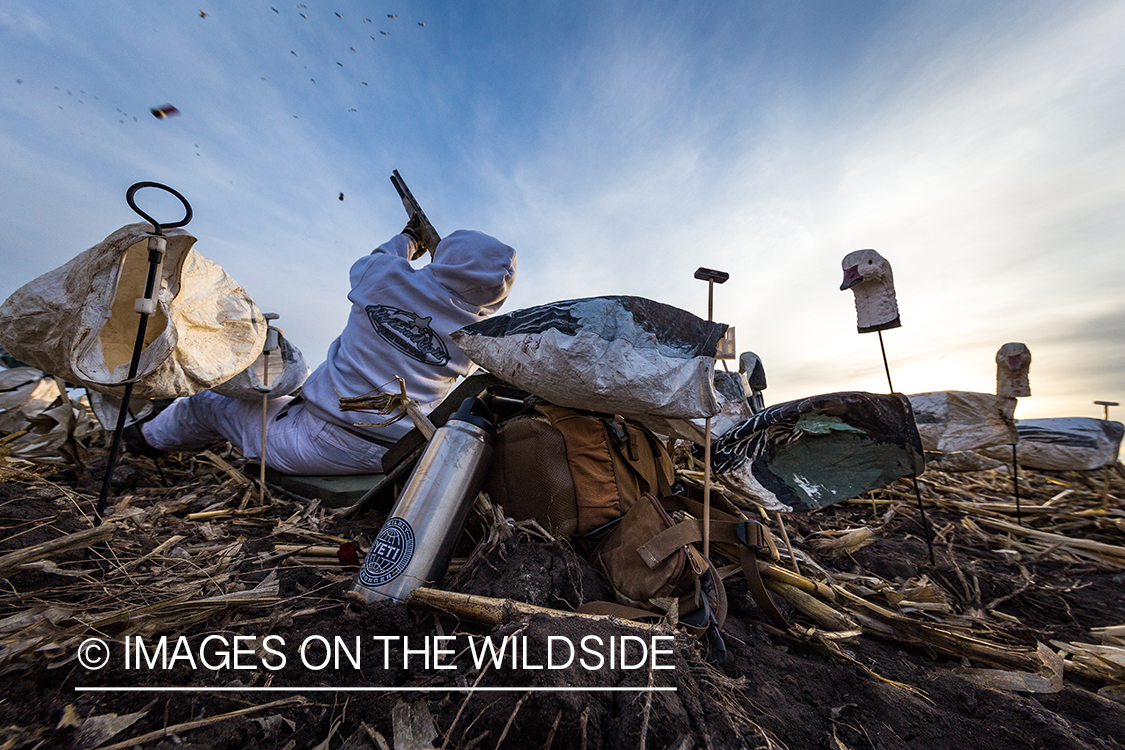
[2,0,1122,419]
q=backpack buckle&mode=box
[736,520,767,551]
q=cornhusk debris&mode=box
[0,426,1123,749]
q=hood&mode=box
[428,230,517,315]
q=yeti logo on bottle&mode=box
[358,518,416,587]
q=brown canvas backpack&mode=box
[482,403,788,633]
[482,404,674,538]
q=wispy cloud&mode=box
[483,1,1125,417]
[0,1,1120,419]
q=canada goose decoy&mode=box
[738,351,767,413]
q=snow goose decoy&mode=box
[840,249,901,334]
[996,342,1031,398]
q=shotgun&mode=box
[390,169,441,259]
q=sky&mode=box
[1,0,1122,420]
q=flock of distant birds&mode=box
[201,4,432,111]
[13,4,430,135]
[199,5,427,33]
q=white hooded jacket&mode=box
[299,230,516,442]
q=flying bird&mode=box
[387,14,397,18]
[150,104,180,119]
[299,12,306,18]
[271,7,278,12]
[380,30,388,35]
[418,22,425,26]
[198,9,207,18]
[350,46,355,52]
[364,18,371,22]
[339,193,344,201]
[335,12,343,18]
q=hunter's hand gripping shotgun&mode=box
[391,170,441,260]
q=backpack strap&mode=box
[578,570,729,633]
[608,418,675,498]
[654,495,788,629]
[739,546,789,629]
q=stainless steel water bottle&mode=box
[351,397,496,603]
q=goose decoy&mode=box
[996,342,1031,398]
[738,351,767,413]
[908,343,1031,470]
[840,249,901,334]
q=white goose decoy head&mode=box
[996,342,1031,398]
[840,249,901,333]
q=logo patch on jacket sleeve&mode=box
[365,305,450,366]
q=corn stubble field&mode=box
[0,445,1123,750]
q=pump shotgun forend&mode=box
[390,170,441,258]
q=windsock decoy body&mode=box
[996,342,1031,398]
[840,249,901,333]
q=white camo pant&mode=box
[142,391,387,475]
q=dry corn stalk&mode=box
[338,375,436,438]
[810,527,875,555]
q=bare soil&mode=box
[0,453,1123,750]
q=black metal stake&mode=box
[876,327,935,564]
[94,251,161,522]
[877,330,894,394]
[94,182,192,524]
[913,479,936,566]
